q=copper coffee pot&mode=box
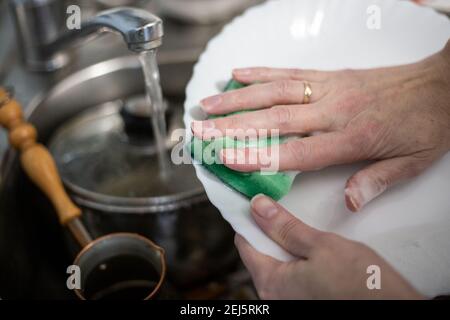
[0,88,166,300]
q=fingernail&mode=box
[344,188,360,212]
[233,68,252,76]
[251,194,278,219]
[200,95,222,110]
[345,176,385,212]
[191,120,215,136]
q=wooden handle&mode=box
[0,93,81,226]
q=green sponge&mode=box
[189,79,294,201]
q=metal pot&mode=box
[0,56,237,293]
[48,98,238,287]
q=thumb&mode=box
[345,157,425,212]
[250,194,323,258]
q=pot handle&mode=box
[0,88,81,226]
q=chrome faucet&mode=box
[9,0,164,72]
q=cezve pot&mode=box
[45,97,238,288]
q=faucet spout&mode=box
[51,7,164,54]
[10,1,164,71]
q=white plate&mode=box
[183,0,450,296]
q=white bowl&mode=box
[183,0,450,296]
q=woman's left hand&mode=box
[235,194,423,299]
[191,43,450,211]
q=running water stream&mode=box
[139,50,170,180]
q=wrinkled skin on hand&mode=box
[235,195,423,300]
[192,41,450,211]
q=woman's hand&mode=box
[235,194,423,300]
[191,41,450,211]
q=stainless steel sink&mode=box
[0,1,258,300]
[0,56,173,297]
[23,54,194,142]
[0,54,245,299]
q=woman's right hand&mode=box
[235,194,423,299]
